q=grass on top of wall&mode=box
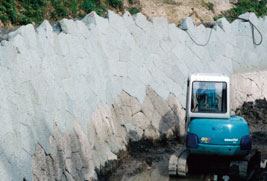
[0,0,140,27]
[214,0,267,22]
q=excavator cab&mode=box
[169,74,260,178]
[191,81,225,113]
[187,74,230,121]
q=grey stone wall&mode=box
[0,10,266,180]
[32,87,185,180]
[231,70,267,110]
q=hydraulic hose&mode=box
[184,17,263,46]
[237,17,263,46]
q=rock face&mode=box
[231,71,267,111]
[32,87,185,180]
[32,123,96,181]
[0,11,267,180]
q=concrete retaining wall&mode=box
[0,11,266,180]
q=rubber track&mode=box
[169,147,189,176]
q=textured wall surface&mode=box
[0,11,266,180]
[231,70,267,110]
[32,87,185,180]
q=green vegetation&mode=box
[79,0,106,16]
[214,0,267,22]
[0,0,47,25]
[201,0,215,12]
[129,7,140,15]
[2,0,266,27]
[106,0,123,10]
[0,0,122,26]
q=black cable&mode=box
[184,17,263,46]
[185,28,213,46]
[237,17,263,46]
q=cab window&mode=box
[191,81,227,113]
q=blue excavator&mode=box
[169,74,260,178]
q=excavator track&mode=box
[168,154,178,175]
[229,149,261,179]
[169,149,261,179]
[230,161,248,178]
[169,147,189,176]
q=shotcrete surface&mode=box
[0,10,267,180]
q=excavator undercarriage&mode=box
[169,146,261,179]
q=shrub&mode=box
[215,0,267,22]
[20,0,46,24]
[0,0,17,24]
[106,0,123,9]
[201,0,214,12]
[79,0,96,13]
[55,4,68,17]
[78,13,85,18]
[207,2,214,11]
[20,16,31,25]
[95,4,106,16]
[0,0,110,25]
[66,1,78,14]
[50,11,57,20]
[79,0,106,16]
[0,15,8,22]
[129,7,140,15]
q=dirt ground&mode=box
[123,0,235,25]
[105,141,267,181]
[103,99,267,181]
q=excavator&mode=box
[169,74,261,179]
